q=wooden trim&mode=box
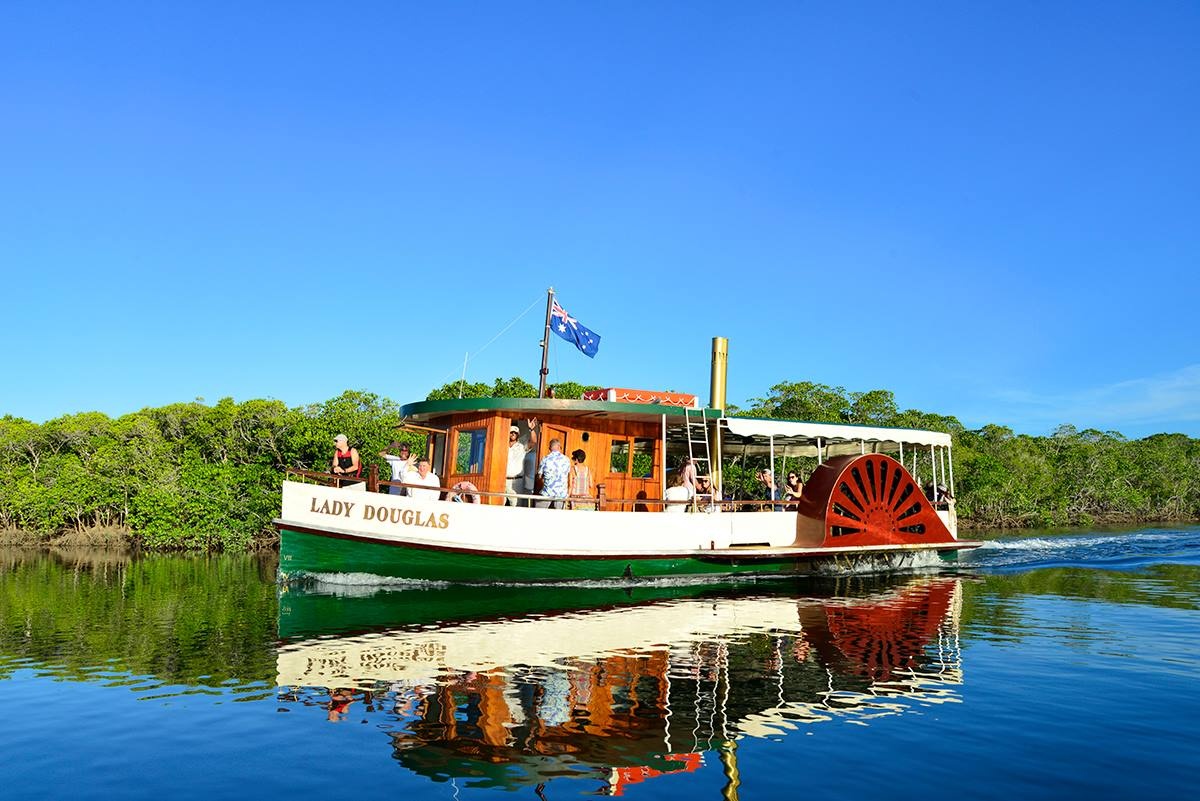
[396,421,450,434]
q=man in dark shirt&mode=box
[521,431,539,507]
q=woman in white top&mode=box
[663,472,690,513]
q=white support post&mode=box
[939,447,946,491]
[661,413,667,505]
[769,435,776,498]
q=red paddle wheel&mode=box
[794,453,954,548]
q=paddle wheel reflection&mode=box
[277,576,965,793]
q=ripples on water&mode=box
[967,525,1200,572]
[2,527,1198,800]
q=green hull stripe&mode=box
[279,528,821,582]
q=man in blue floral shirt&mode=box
[537,438,571,509]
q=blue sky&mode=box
[4,2,1198,438]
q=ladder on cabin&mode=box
[683,407,713,511]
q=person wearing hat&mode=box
[501,419,540,506]
[331,435,361,485]
[505,422,529,506]
[379,441,415,496]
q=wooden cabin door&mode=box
[541,426,569,459]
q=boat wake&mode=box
[811,549,948,576]
[282,572,453,594]
[960,526,1200,572]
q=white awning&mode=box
[720,417,951,458]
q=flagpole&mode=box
[538,287,555,398]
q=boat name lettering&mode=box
[309,496,450,528]
[309,497,356,517]
[362,503,450,530]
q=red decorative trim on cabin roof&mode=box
[582,388,699,407]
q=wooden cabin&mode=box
[398,393,708,510]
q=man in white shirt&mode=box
[407,457,442,502]
[505,425,526,506]
[379,442,414,495]
[505,419,541,506]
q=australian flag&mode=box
[550,299,601,358]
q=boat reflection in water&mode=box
[277,575,965,794]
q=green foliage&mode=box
[0,392,404,551]
[427,376,539,401]
[425,376,600,401]
[1,376,1196,550]
[547,381,602,400]
[736,382,1199,527]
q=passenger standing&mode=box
[379,442,414,495]
[537,438,570,509]
[331,435,361,486]
[678,456,697,498]
[568,449,594,510]
[506,425,527,506]
[521,430,539,507]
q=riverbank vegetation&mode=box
[1,380,1196,550]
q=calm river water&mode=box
[2,526,1198,800]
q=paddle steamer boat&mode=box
[276,334,978,583]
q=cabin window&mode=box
[429,433,447,478]
[610,439,630,474]
[454,428,487,474]
[632,438,655,478]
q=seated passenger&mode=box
[695,476,719,513]
[784,472,803,507]
[758,469,782,511]
[663,473,690,513]
[406,458,442,501]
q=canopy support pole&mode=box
[661,413,667,507]
[769,435,776,501]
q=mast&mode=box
[710,337,728,499]
[537,287,555,398]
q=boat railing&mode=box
[285,468,791,513]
